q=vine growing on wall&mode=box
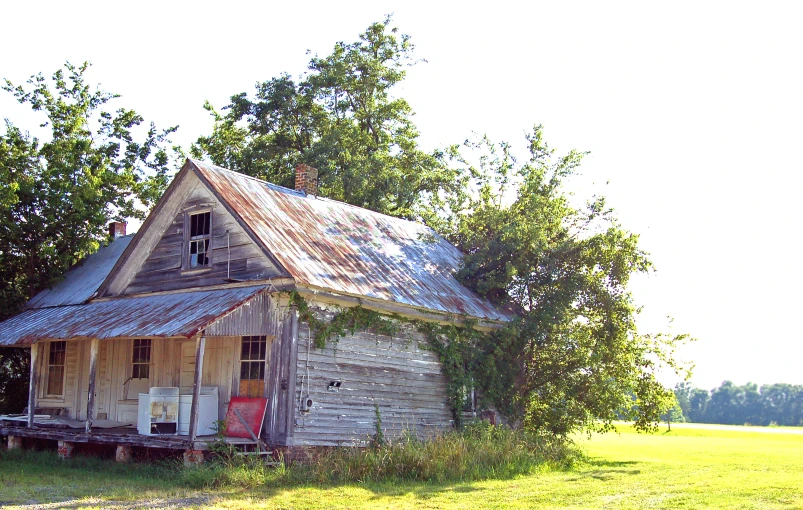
[287,291,498,425]
[287,291,401,349]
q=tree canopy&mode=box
[0,62,177,320]
[430,129,691,435]
[192,16,462,220]
[0,63,177,413]
[674,381,803,426]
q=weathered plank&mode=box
[85,338,99,433]
[122,176,281,295]
[27,343,39,427]
[188,336,206,441]
[289,305,453,447]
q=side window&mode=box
[239,336,267,398]
[132,339,151,379]
[186,211,211,268]
[46,341,67,397]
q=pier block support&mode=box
[7,435,23,450]
[183,449,204,467]
[115,445,133,463]
[57,440,74,460]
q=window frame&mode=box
[131,338,152,380]
[183,209,212,271]
[44,340,67,398]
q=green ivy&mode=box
[416,321,484,427]
[287,291,496,425]
[288,291,401,349]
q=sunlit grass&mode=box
[1,424,801,509]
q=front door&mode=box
[238,336,267,398]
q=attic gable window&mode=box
[186,211,211,268]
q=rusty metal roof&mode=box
[191,160,509,322]
[27,235,133,309]
[0,286,267,346]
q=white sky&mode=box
[2,1,801,390]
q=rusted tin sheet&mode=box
[191,160,509,322]
[204,291,278,337]
[27,236,133,309]
[0,286,267,346]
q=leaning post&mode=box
[85,337,100,434]
[188,335,206,441]
[27,342,40,427]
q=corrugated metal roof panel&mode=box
[191,160,509,322]
[27,236,133,308]
[0,286,267,346]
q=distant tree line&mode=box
[672,381,803,426]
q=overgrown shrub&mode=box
[193,422,578,487]
[0,423,579,489]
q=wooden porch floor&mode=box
[0,416,260,451]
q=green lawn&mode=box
[1,424,801,509]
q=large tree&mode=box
[439,128,692,435]
[192,16,462,219]
[0,62,177,320]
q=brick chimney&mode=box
[294,164,319,196]
[109,221,127,240]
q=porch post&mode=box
[188,335,206,441]
[85,337,99,434]
[27,342,40,427]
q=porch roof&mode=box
[0,286,267,346]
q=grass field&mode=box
[1,424,801,509]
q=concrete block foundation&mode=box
[7,435,23,450]
[183,449,204,467]
[115,445,133,463]
[57,440,74,460]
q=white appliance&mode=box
[178,386,220,436]
[137,387,179,435]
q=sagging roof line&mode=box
[90,277,297,302]
[292,283,506,327]
[0,286,269,346]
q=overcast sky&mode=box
[3,1,801,390]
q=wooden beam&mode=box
[85,338,99,434]
[188,335,206,441]
[284,308,299,444]
[28,343,40,428]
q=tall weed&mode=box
[1,423,578,489]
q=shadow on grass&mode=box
[584,459,639,468]
[561,457,641,482]
[0,446,571,507]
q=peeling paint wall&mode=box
[291,308,452,447]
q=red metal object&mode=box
[224,397,268,439]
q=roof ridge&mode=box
[189,158,438,233]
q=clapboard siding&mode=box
[125,180,281,295]
[292,308,452,446]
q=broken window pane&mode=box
[187,212,211,268]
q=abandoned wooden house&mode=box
[0,159,508,460]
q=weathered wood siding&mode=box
[291,308,453,447]
[124,176,281,295]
